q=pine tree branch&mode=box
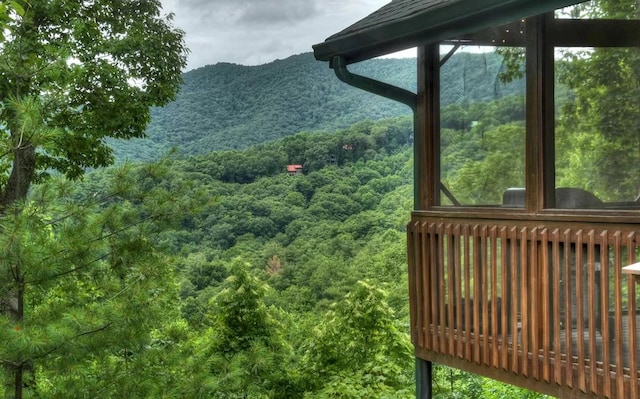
[42,186,132,227]
[30,322,114,362]
[25,212,167,286]
[28,252,111,285]
[1,322,114,369]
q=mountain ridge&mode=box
[110,51,524,162]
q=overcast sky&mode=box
[159,0,401,71]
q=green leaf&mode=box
[10,1,24,17]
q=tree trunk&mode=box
[1,144,36,399]
[14,362,22,399]
[0,143,36,209]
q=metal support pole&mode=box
[416,358,433,399]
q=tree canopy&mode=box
[0,0,187,207]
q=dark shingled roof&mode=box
[326,0,449,41]
[313,0,584,64]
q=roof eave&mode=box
[313,0,583,65]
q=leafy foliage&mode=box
[97,107,551,397]
[0,101,561,397]
[179,259,300,398]
[0,0,187,190]
[0,3,187,394]
[556,46,640,200]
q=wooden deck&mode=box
[408,214,640,398]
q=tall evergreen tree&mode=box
[302,280,414,398]
[0,162,198,398]
[0,1,186,397]
[181,259,300,398]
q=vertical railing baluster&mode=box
[490,226,498,366]
[587,230,597,394]
[438,223,446,353]
[564,228,574,389]
[473,224,481,364]
[415,221,428,351]
[600,230,611,398]
[552,228,562,386]
[500,226,509,370]
[446,223,456,356]
[491,226,499,369]
[541,228,550,383]
[613,231,624,397]
[407,224,418,346]
[464,224,472,360]
[482,225,490,366]
[520,227,529,377]
[420,222,431,351]
[531,227,540,381]
[415,226,421,345]
[510,226,519,374]
[454,224,463,358]
[429,222,438,353]
[481,225,490,366]
[576,230,586,394]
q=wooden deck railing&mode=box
[407,215,640,398]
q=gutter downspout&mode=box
[333,56,417,114]
[332,55,432,399]
[332,55,419,206]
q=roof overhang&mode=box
[313,0,584,65]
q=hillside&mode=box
[110,51,524,161]
[74,96,549,397]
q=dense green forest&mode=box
[50,97,550,398]
[109,52,525,162]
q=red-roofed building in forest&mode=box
[286,164,303,176]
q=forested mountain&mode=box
[7,81,575,396]
[68,103,547,397]
[110,51,525,161]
